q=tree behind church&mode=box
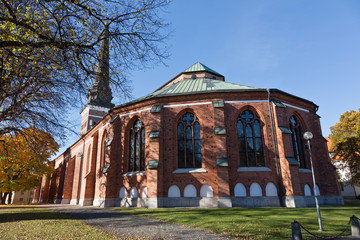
[0,127,59,204]
[329,108,360,185]
[0,0,170,140]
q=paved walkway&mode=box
[41,204,233,240]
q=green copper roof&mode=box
[114,78,264,109]
[149,78,262,97]
[113,63,316,110]
[183,62,223,76]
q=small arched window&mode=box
[200,184,214,197]
[237,110,265,167]
[184,184,197,197]
[289,115,307,168]
[128,120,145,172]
[119,187,127,198]
[168,185,180,198]
[265,182,278,196]
[177,112,201,168]
[304,184,311,196]
[250,182,262,197]
[130,187,138,198]
[234,183,247,197]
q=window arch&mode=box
[100,131,107,172]
[130,187,137,198]
[200,184,214,197]
[304,184,311,196]
[177,112,201,168]
[128,119,145,172]
[234,183,247,197]
[289,115,307,168]
[119,187,127,198]
[184,184,197,197]
[141,187,147,198]
[315,184,320,196]
[265,182,278,196]
[168,185,180,197]
[250,182,262,196]
[237,109,265,167]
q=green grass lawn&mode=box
[0,205,117,240]
[115,202,360,240]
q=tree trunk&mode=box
[0,192,8,204]
[7,192,12,204]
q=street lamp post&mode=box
[303,131,323,231]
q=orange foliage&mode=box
[0,128,59,193]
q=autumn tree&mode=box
[329,109,360,185]
[0,127,59,204]
[0,0,170,140]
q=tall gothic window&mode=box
[237,110,265,167]
[289,115,307,168]
[128,120,145,172]
[100,132,107,171]
[177,112,201,168]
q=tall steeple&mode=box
[87,24,114,108]
[80,25,115,136]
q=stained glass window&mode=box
[237,110,264,167]
[289,115,307,168]
[177,112,201,168]
[128,120,145,172]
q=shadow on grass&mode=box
[0,205,128,223]
[0,210,69,223]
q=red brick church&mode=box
[33,34,343,208]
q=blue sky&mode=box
[59,0,360,154]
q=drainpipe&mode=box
[267,89,284,207]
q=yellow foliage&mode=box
[0,128,59,193]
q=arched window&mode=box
[128,120,145,172]
[250,182,262,197]
[100,131,107,172]
[177,112,201,168]
[234,183,247,197]
[315,184,320,196]
[119,187,127,198]
[141,187,147,198]
[184,184,197,197]
[304,184,311,196]
[237,110,265,167]
[289,115,307,168]
[168,185,180,197]
[265,182,278,197]
[130,187,137,198]
[200,184,214,197]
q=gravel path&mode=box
[41,204,233,240]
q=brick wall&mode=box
[41,88,341,206]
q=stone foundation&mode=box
[61,199,71,204]
[114,196,343,208]
[283,196,344,208]
[78,199,94,206]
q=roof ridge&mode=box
[183,62,223,76]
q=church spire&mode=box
[87,24,114,108]
[80,25,115,136]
